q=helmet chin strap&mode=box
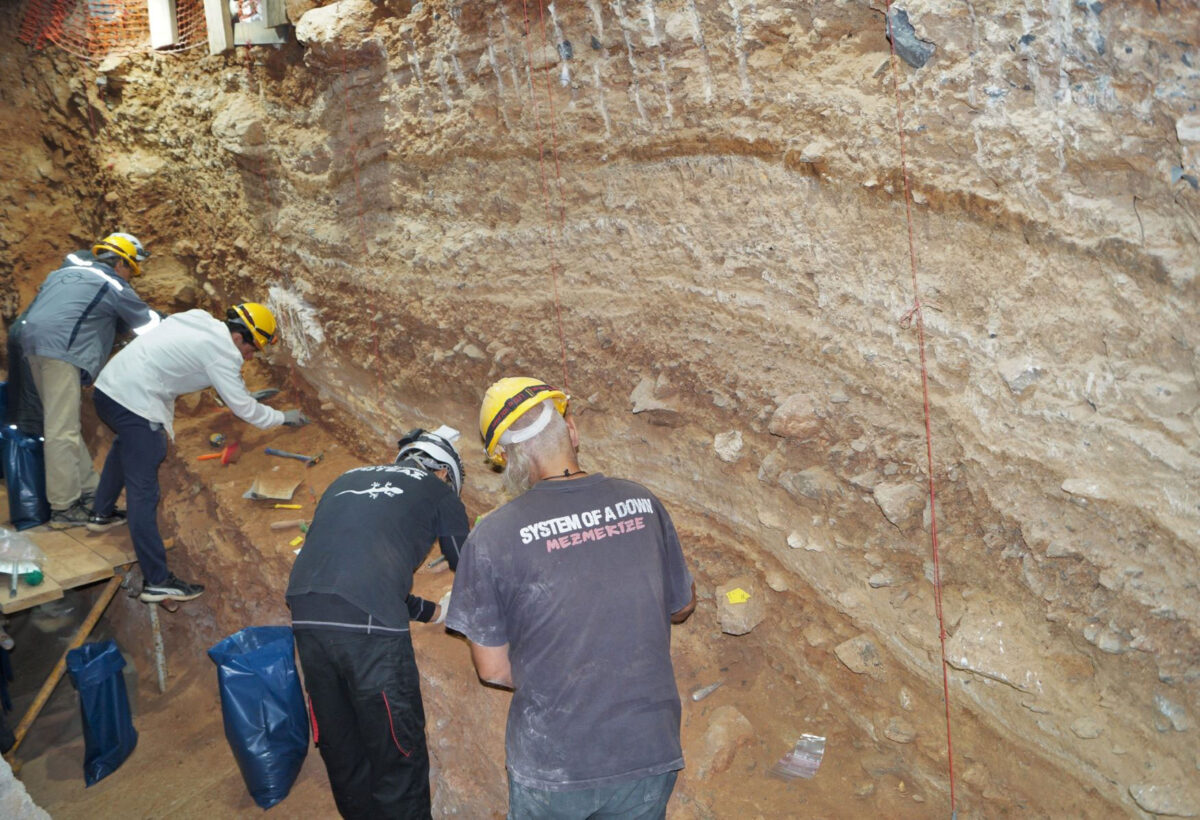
[499,401,554,447]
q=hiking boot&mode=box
[87,510,128,533]
[48,503,90,529]
[139,574,205,603]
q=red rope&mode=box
[518,0,570,393]
[884,2,957,814]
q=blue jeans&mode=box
[508,771,678,820]
[92,389,170,584]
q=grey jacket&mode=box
[16,251,159,383]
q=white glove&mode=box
[282,409,310,427]
[434,591,452,625]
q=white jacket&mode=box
[94,309,285,439]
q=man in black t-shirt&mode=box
[286,427,468,820]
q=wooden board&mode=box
[70,529,138,568]
[35,530,114,588]
[0,572,63,614]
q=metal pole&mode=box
[4,573,123,764]
[147,601,167,693]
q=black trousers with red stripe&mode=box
[294,629,431,820]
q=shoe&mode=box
[0,628,13,651]
[87,510,128,533]
[48,503,90,529]
[139,574,205,603]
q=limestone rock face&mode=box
[2,0,1198,816]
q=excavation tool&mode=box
[269,519,309,532]
[198,442,240,465]
[274,503,303,510]
[264,447,323,466]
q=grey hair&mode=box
[501,403,571,497]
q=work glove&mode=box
[434,591,452,625]
[282,409,310,427]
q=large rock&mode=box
[716,575,766,636]
[768,393,823,440]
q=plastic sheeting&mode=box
[208,626,308,809]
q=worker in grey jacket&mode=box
[10,233,160,528]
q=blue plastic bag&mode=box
[66,640,138,786]
[208,626,308,809]
[1,426,49,530]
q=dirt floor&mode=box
[0,382,1116,818]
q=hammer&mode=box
[265,447,322,466]
[197,442,240,465]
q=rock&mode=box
[1070,717,1103,739]
[883,717,916,744]
[0,755,50,819]
[944,599,1045,693]
[630,377,680,424]
[872,481,926,526]
[768,393,822,439]
[834,634,886,680]
[694,705,755,779]
[211,93,268,159]
[998,358,1043,394]
[764,570,789,592]
[885,7,935,68]
[1177,115,1200,143]
[1129,782,1200,817]
[295,0,381,70]
[867,572,895,589]
[713,430,743,462]
[716,576,766,636]
[898,687,913,711]
[788,530,825,552]
[1155,694,1191,732]
[460,343,485,360]
[854,781,876,798]
[779,466,841,501]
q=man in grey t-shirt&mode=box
[447,377,696,818]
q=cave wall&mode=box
[3,0,1198,816]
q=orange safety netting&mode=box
[19,0,209,61]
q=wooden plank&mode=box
[33,530,113,588]
[202,0,234,55]
[66,529,174,570]
[147,0,180,49]
[0,573,63,614]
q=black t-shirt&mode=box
[286,461,468,628]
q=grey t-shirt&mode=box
[446,473,694,791]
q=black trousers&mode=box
[294,629,432,820]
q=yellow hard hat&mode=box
[226,302,278,349]
[479,377,569,467]
[92,232,148,276]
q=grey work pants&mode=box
[26,354,100,510]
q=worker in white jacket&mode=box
[88,303,309,603]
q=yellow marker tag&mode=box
[725,588,751,604]
[289,535,304,547]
